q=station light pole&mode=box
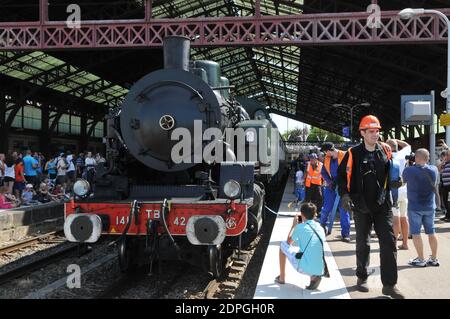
[399,8,450,145]
[332,102,370,142]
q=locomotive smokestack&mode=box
[163,36,190,71]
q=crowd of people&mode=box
[277,114,443,298]
[0,150,105,209]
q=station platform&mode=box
[0,203,63,244]
[254,179,450,299]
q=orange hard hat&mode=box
[359,115,381,130]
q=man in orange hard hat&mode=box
[337,115,405,299]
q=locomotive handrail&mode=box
[135,80,204,103]
[211,85,236,90]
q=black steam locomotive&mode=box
[64,36,286,277]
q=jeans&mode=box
[353,208,397,286]
[320,187,350,237]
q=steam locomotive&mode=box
[64,36,286,277]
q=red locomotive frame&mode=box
[65,200,248,236]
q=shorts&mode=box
[66,171,75,181]
[3,176,14,183]
[392,198,408,217]
[280,241,304,273]
[408,210,435,235]
[13,181,25,191]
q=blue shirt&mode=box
[47,160,56,175]
[402,164,438,211]
[291,219,325,276]
[22,191,33,204]
[23,155,38,176]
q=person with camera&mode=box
[275,202,328,290]
[337,115,404,299]
[386,139,410,250]
[401,148,440,267]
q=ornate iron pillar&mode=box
[145,0,152,21]
[39,104,50,156]
[0,92,8,153]
[39,0,48,24]
[79,116,88,153]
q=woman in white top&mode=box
[56,154,68,187]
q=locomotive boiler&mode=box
[64,36,286,277]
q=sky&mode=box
[269,113,308,134]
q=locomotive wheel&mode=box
[208,245,224,279]
[118,238,139,273]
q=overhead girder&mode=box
[1,5,449,50]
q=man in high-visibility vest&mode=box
[304,153,323,214]
[337,115,404,299]
[319,142,350,242]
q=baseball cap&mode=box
[321,142,334,152]
[26,184,33,189]
[309,153,318,159]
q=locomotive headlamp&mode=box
[223,180,241,199]
[73,179,90,197]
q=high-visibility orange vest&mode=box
[323,150,346,178]
[305,162,323,187]
[345,142,392,192]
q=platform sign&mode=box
[342,126,350,138]
[440,113,450,126]
[401,95,433,125]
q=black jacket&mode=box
[337,142,392,213]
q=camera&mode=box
[405,152,415,166]
[295,251,303,259]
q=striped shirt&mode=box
[441,162,450,186]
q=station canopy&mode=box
[0,0,448,135]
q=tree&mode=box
[282,126,310,141]
[306,127,344,142]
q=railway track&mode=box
[0,231,65,255]
[202,238,260,299]
[0,243,81,286]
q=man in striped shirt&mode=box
[440,149,450,222]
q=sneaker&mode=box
[342,237,351,243]
[306,276,322,290]
[382,285,405,299]
[356,277,369,292]
[426,256,440,267]
[408,257,426,267]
